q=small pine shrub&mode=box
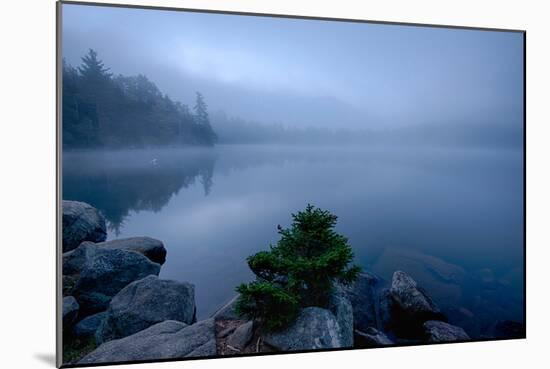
[235,204,361,331]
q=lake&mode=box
[63,144,524,337]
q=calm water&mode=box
[63,145,524,336]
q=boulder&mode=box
[423,320,470,342]
[62,274,78,296]
[226,321,254,350]
[63,296,79,327]
[212,295,240,321]
[79,319,215,364]
[263,307,344,351]
[186,339,217,358]
[354,327,394,347]
[72,243,161,315]
[96,275,196,343]
[328,284,354,347]
[73,312,107,339]
[88,237,167,265]
[63,243,96,276]
[378,288,394,330]
[62,200,107,252]
[342,272,381,332]
[64,237,166,274]
[390,271,442,318]
[389,271,445,337]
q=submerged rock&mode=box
[354,327,394,347]
[372,248,465,306]
[63,296,79,327]
[79,319,215,364]
[73,312,107,339]
[72,243,160,316]
[492,320,525,339]
[86,237,167,265]
[96,275,196,343]
[263,307,344,351]
[423,320,470,342]
[62,200,107,252]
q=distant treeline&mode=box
[210,111,371,145]
[211,110,523,148]
[62,49,217,149]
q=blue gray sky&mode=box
[62,3,524,130]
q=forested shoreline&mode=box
[62,49,217,149]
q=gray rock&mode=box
[96,275,195,343]
[263,307,344,351]
[378,288,394,330]
[354,327,393,347]
[390,271,445,324]
[219,325,237,338]
[62,200,107,252]
[212,295,240,321]
[63,243,95,275]
[63,296,79,327]
[64,237,166,275]
[74,312,107,338]
[75,292,112,316]
[424,320,470,342]
[226,321,254,350]
[341,272,381,332]
[328,284,354,347]
[186,339,217,357]
[91,237,167,265]
[72,243,161,315]
[79,319,215,364]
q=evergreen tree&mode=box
[192,91,217,145]
[78,49,112,83]
[235,205,361,330]
[193,92,209,126]
[62,50,218,148]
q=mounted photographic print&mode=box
[57,1,526,367]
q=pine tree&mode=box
[192,92,217,145]
[78,49,112,83]
[193,92,209,126]
[235,205,361,330]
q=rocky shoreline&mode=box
[61,200,524,365]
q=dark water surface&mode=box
[63,145,524,336]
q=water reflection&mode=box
[63,149,216,233]
[62,145,524,335]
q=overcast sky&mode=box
[62,3,524,130]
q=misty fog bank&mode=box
[211,110,523,149]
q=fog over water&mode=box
[62,3,524,338]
